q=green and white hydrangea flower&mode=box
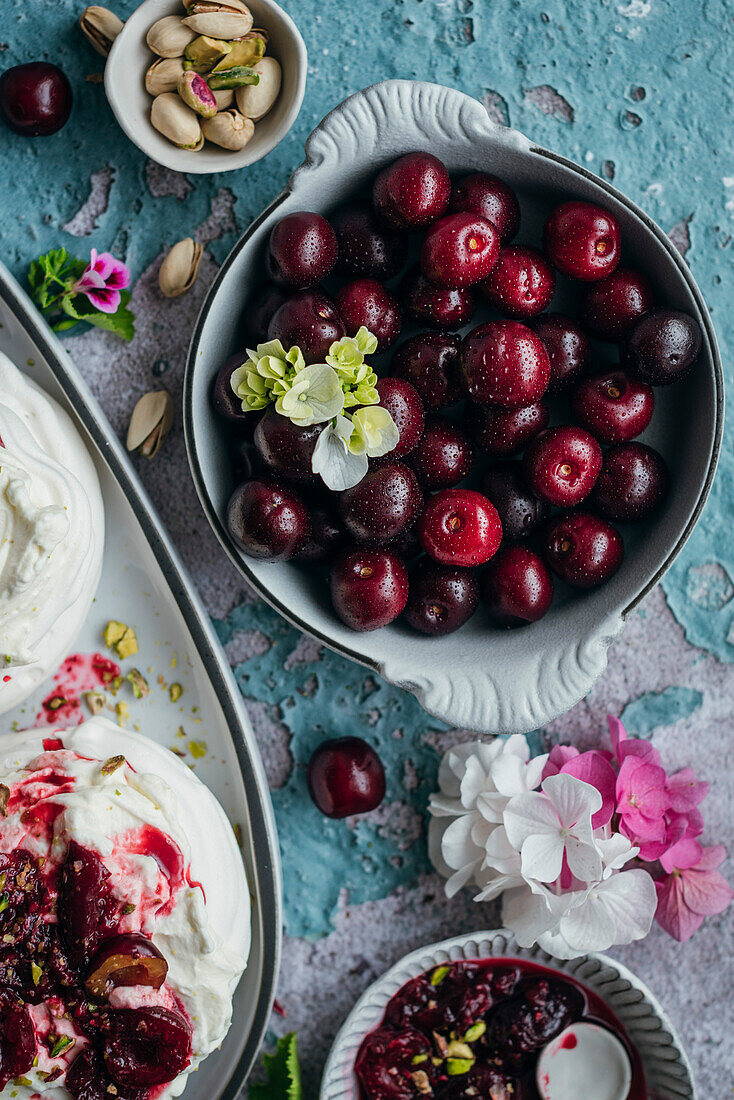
[230,339,306,411]
[311,406,400,490]
[275,362,345,427]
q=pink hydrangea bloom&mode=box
[607,715,661,767]
[616,754,670,846]
[73,249,130,314]
[655,840,733,942]
[542,745,617,828]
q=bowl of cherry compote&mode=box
[187,80,721,734]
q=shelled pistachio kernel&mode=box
[430,965,451,986]
[127,669,150,698]
[169,682,183,702]
[84,691,106,716]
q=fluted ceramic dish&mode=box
[184,79,722,735]
[319,929,695,1100]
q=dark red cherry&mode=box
[450,173,521,243]
[268,288,345,363]
[372,152,451,232]
[332,202,409,280]
[530,313,591,394]
[254,408,320,484]
[212,353,251,423]
[591,442,669,523]
[404,559,479,635]
[543,512,624,588]
[58,841,119,967]
[481,461,550,542]
[338,461,423,545]
[356,1026,435,1100]
[624,308,702,385]
[581,267,654,341]
[227,477,309,561]
[419,489,502,567]
[231,434,260,481]
[481,245,555,319]
[65,1045,132,1100]
[266,211,338,289]
[294,506,346,564]
[391,332,462,409]
[330,547,408,631]
[572,367,654,443]
[461,320,551,407]
[420,212,500,288]
[335,278,402,351]
[375,377,425,457]
[482,545,554,627]
[466,401,549,457]
[388,523,422,561]
[488,979,585,1066]
[104,1006,192,1089]
[0,62,72,136]
[401,265,477,330]
[307,736,386,817]
[523,426,602,507]
[543,201,621,281]
[243,282,287,341]
[407,417,473,490]
[85,934,167,999]
[0,989,35,1090]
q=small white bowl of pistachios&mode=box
[104,0,307,173]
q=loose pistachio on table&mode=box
[236,56,281,120]
[201,109,254,149]
[147,15,197,58]
[126,390,174,458]
[158,237,204,297]
[79,5,124,56]
[146,56,186,96]
[151,92,203,149]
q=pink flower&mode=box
[616,754,670,849]
[666,766,709,814]
[73,249,130,314]
[655,841,733,942]
[543,746,617,828]
[607,715,661,767]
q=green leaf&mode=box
[249,1033,301,1100]
[27,248,79,311]
[56,290,135,342]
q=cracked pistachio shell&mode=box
[182,7,253,40]
[201,108,254,150]
[146,15,197,58]
[212,87,235,110]
[150,92,203,148]
[185,0,251,13]
[158,237,204,297]
[79,6,124,56]
[126,390,174,457]
[236,56,281,121]
[145,56,185,95]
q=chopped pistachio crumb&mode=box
[446,1058,474,1076]
[13,1077,34,1088]
[188,740,206,760]
[46,696,66,711]
[0,784,8,816]
[50,1035,74,1058]
[104,621,127,648]
[430,965,451,986]
[84,691,106,716]
[0,895,8,914]
[105,621,138,660]
[115,702,130,727]
[127,669,149,699]
[169,682,183,703]
[462,1021,486,1043]
[101,755,126,777]
[122,903,136,915]
[31,962,43,986]
[411,1053,429,1065]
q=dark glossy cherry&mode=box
[466,401,549,457]
[523,426,602,507]
[268,288,345,363]
[481,545,554,627]
[461,320,551,407]
[391,332,462,409]
[212,354,251,423]
[254,408,320,484]
[65,1045,137,1100]
[404,559,479,635]
[226,478,309,561]
[307,737,386,817]
[372,152,451,232]
[544,511,624,588]
[104,1006,192,1089]
[530,312,591,394]
[331,202,409,280]
[266,211,338,289]
[0,989,35,1090]
[572,367,654,443]
[543,201,621,281]
[231,434,259,481]
[0,62,72,136]
[59,841,119,967]
[294,506,345,564]
[0,848,48,947]
[388,523,422,560]
[401,265,477,330]
[481,245,555,319]
[488,979,585,1067]
[624,308,702,385]
[449,173,521,243]
[406,417,473,490]
[386,962,510,1036]
[356,1025,435,1100]
[338,462,423,545]
[375,377,425,457]
[243,282,287,341]
[335,278,402,351]
[592,442,669,522]
[442,1065,522,1100]
[581,267,654,341]
[330,547,409,631]
[85,934,167,999]
[420,212,500,288]
[419,489,502,567]
[481,461,550,542]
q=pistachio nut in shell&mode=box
[126,390,174,458]
[145,56,185,96]
[178,71,218,118]
[185,0,251,14]
[236,56,281,120]
[182,10,253,39]
[183,34,231,73]
[212,87,235,110]
[208,65,259,90]
[146,15,197,58]
[201,109,254,150]
[79,5,124,56]
[158,237,204,298]
[150,92,202,148]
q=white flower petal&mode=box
[311,421,367,490]
[474,871,525,903]
[520,831,565,884]
[484,826,522,875]
[441,813,481,872]
[596,833,638,876]
[460,755,492,808]
[504,734,531,761]
[504,791,560,850]
[489,754,528,797]
[559,870,657,954]
[564,836,603,884]
[524,753,550,791]
[428,793,464,819]
[502,884,570,947]
[542,773,602,830]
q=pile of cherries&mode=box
[0,837,191,1097]
[214,151,703,635]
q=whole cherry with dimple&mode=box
[581,267,654,341]
[481,245,555,319]
[338,461,423,546]
[543,201,621,281]
[482,545,554,627]
[523,426,602,507]
[572,367,654,444]
[268,288,345,363]
[375,377,425,457]
[420,212,500,288]
[331,202,409,280]
[266,211,338,289]
[592,442,669,523]
[227,478,309,560]
[543,512,624,588]
[481,461,550,542]
[467,401,549,457]
[372,152,451,231]
[330,548,408,631]
[404,559,479,635]
[335,278,402,351]
[530,313,591,394]
[461,320,551,408]
[307,737,386,817]
[407,417,474,490]
[419,488,502,567]
[391,332,462,409]
[624,308,702,385]
[449,173,521,243]
[401,265,477,331]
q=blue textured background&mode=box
[2,0,733,1091]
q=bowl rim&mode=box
[104,0,308,175]
[182,78,724,684]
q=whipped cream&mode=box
[0,717,251,1100]
[0,351,104,714]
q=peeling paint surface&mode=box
[1,0,733,1093]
